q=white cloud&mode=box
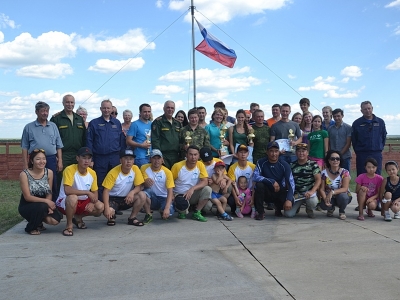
[0,13,17,29]
[0,31,3,43]
[323,90,358,99]
[394,25,400,35]
[253,16,267,26]
[298,77,338,91]
[151,85,184,97]
[288,74,296,79]
[156,0,164,8]
[341,66,362,77]
[385,0,400,8]
[16,63,73,79]
[340,77,350,83]
[88,58,145,73]
[169,0,289,24]
[386,57,400,70]
[382,114,400,121]
[76,29,155,56]
[0,31,76,68]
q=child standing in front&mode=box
[355,158,383,221]
[380,160,400,221]
[210,161,233,221]
[233,176,256,218]
[307,115,329,169]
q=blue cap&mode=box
[267,141,280,150]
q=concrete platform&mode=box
[1,197,399,300]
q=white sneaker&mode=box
[394,212,400,219]
[384,211,392,222]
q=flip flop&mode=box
[72,218,87,229]
[29,229,41,235]
[127,217,144,226]
[37,223,46,231]
[62,228,73,236]
[357,215,365,221]
[107,216,116,226]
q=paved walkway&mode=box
[1,196,399,300]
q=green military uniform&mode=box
[252,124,270,164]
[151,114,181,169]
[50,110,86,168]
[179,125,211,159]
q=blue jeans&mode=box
[284,196,318,218]
[341,158,351,173]
[144,189,174,214]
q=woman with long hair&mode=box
[205,108,230,157]
[300,111,312,144]
[18,149,61,235]
[228,109,253,161]
[175,110,188,127]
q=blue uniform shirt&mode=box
[87,116,123,155]
[351,114,386,153]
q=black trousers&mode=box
[254,182,287,214]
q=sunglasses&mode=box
[296,143,308,149]
[329,157,340,161]
[33,149,45,153]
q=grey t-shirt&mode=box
[270,120,302,157]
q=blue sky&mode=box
[1,0,399,138]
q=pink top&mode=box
[355,173,384,198]
[238,188,252,204]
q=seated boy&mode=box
[210,161,233,220]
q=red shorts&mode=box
[58,198,91,215]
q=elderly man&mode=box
[50,94,86,187]
[179,108,211,159]
[171,145,211,222]
[102,148,149,226]
[328,108,352,172]
[141,149,175,220]
[284,143,321,218]
[21,101,63,201]
[253,141,295,220]
[126,103,152,168]
[151,100,182,169]
[87,99,124,197]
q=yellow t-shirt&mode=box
[102,164,144,197]
[140,164,175,198]
[227,162,255,188]
[171,160,208,194]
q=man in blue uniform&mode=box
[87,99,124,197]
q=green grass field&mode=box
[0,180,23,235]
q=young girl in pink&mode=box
[233,176,255,218]
[355,157,383,220]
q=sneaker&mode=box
[394,212,400,219]
[255,213,264,220]
[192,211,207,222]
[219,213,233,221]
[266,203,275,210]
[143,214,153,225]
[339,213,346,220]
[178,212,186,219]
[250,210,256,219]
[306,209,315,219]
[235,210,244,218]
[385,211,392,222]
[327,210,334,217]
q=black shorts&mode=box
[109,196,132,211]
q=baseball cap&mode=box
[150,149,163,158]
[267,141,280,150]
[174,194,189,211]
[236,144,249,152]
[119,148,136,158]
[296,143,308,150]
[200,147,213,162]
[214,161,226,169]
[77,147,92,157]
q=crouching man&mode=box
[102,148,149,226]
[141,149,175,220]
[284,143,321,218]
[56,147,104,236]
[171,145,211,222]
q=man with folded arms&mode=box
[102,148,149,226]
[141,149,175,220]
[56,147,104,236]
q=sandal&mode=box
[72,217,87,229]
[62,228,73,236]
[37,223,46,231]
[367,209,375,218]
[107,216,116,226]
[127,217,144,226]
[29,229,41,235]
[357,215,365,221]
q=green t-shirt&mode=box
[308,130,328,159]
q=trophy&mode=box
[219,123,228,156]
[288,129,295,152]
[144,129,151,156]
[185,131,192,147]
[247,128,255,145]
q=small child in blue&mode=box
[210,161,233,221]
[233,176,256,218]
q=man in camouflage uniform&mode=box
[151,100,182,169]
[179,108,210,160]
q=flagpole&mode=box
[190,0,197,107]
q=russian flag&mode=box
[195,20,237,68]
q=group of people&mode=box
[18,95,398,237]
